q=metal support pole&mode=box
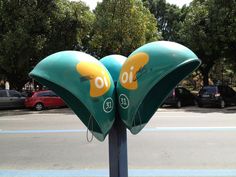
[109,116,128,177]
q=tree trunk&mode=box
[202,70,209,86]
[8,74,27,91]
[200,63,214,86]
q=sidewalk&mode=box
[1,106,235,117]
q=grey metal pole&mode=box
[109,116,128,177]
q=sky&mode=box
[80,0,192,10]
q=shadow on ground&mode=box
[1,105,236,117]
[161,105,236,114]
[0,107,74,117]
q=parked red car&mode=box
[25,90,66,111]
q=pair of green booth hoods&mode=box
[30,41,201,141]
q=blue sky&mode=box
[80,0,192,10]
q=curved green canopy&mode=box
[117,41,201,134]
[30,51,116,141]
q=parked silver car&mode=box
[0,89,25,109]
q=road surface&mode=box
[0,107,236,176]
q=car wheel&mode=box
[198,102,203,107]
[176,100,182,108]
[219,100,225,109]
[34,103,44,111]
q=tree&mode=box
[0,0,4,80]
[0,0,94,90]
[143,0,188,41]
[90,0,161,57]
[0,0,56,89]
[209,58,236,85]
[45,1,95,55]
[207,0,236,73]
[179,0,236,86]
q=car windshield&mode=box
[9,90,21,97]
[199,87,217,94]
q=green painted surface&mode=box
[100,55,127,83]
[29,41,201,140]
[30,51,116,141]
[116,41,201,134]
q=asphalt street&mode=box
[0,107,236,177]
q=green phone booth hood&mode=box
[29,41,201,140]
[29,51,116,141]
[116,41,201,134]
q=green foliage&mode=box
[0,0,235,89]
[207,0,236,59]
[210,58,236,86]
[45,1,95,54]
[0,0,56,89]
[0,0,94,90]
[179,0,236,86]
[89,0,161,57]
[144,0,236,86]
[143,0,188,41]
